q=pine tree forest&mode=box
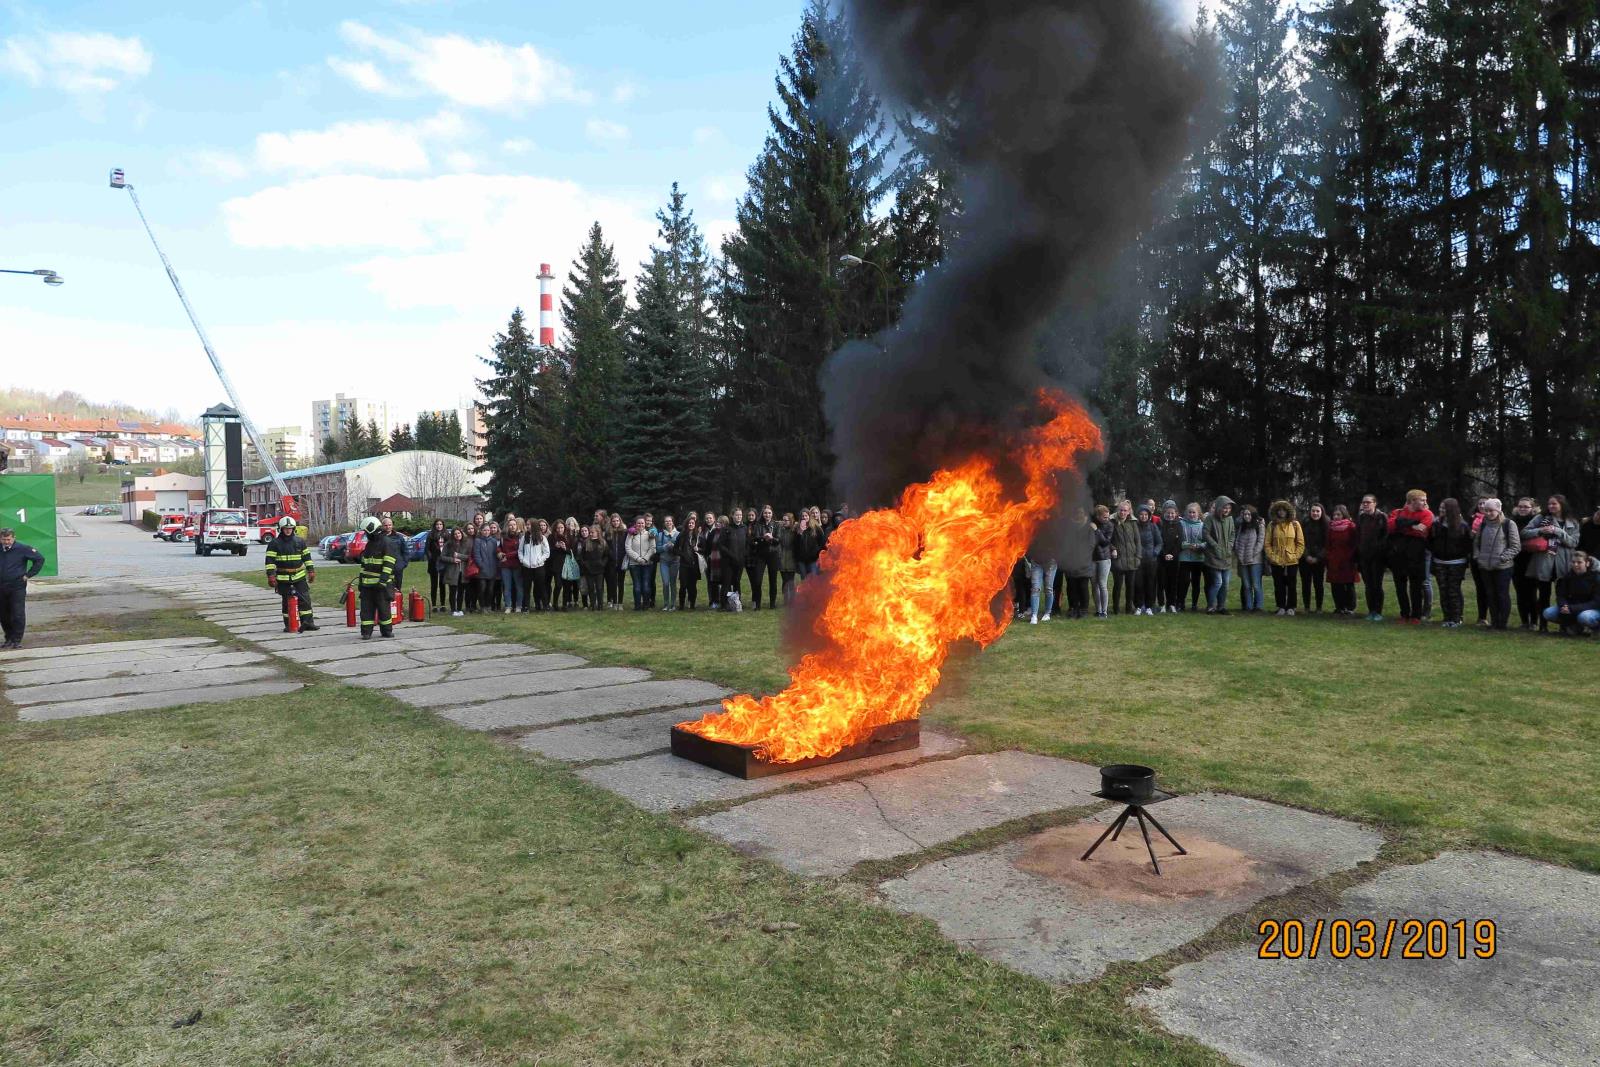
[478,0,1600,519]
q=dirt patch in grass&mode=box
[1017,824,1258,902]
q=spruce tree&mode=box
[340,417,368,461]
[389,423,415,452]
[1211,0,1302,501]
[1292,0,1411,500]
[366,419,387,456]
[652,183,718,506]
[720,0,891,506]
[561,222,627,514]
[477,308,544,514]
[414,412,438,453]
[440,411,466,459]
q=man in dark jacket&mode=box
[0,527,47,649]
[1355,494,1389,620]
[381,515,410,594]
[721,507,750,611]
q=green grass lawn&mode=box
[1,657,1217,1065]
[276,565,1599,872]
[3,568,1595,1064]
[51,467,159,508]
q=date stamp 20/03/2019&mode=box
[1258,918,1497,960]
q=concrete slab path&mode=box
[6,664,284,705]
[878,794,1383,984]
[583,729,968,814]
[2,650,268,687]
[689,751,1101,876]
[339,653,589,689]
[392,666,652,708]
[434,679,730,731]
[17,679,304,721]
[1135,850,1600,1067]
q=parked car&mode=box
[406,530,429,562]
[344,529,367,561]
[317,533,340,559]
[323,532,354,561]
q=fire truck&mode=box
[193,507,254,557]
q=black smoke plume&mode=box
[824,0,1212,507]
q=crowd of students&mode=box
[1014,493,1600,636]
[420,505,847,617]
[409,493,1599,639]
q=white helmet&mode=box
[277,515,297,532]
[362,516,381,535]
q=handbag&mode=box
[465,559,480,580]
[562,554,580,581]
[1523,536,1550,554]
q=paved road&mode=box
[47,514,264,582]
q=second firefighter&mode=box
[357,515,398,639]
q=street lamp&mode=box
[1,268,64,287]
[838,254,892,334]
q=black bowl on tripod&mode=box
[1098,763,1156,803]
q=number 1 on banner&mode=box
[15,509,23,524]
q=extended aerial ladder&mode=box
[108,168,300,522]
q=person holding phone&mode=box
[1523,495,1580,633]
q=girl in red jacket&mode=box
[1387,489,1435,623]
[1324,505,1359,615]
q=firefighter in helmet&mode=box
[357,515,397,639]
[265,514,318,632]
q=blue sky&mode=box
[0,0,803,430]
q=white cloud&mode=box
[611,80,638,104]
[691,125,723,148]
[702,172,744,206]
[172,150,251,181]
[1,30,151,95]
[254,111,466,176]
[500,137,534,155]
[585,119,628,146]
[220,173,656,312]
[326,56,395,95]
[329,20,589,112]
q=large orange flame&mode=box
[680,391,1102,763]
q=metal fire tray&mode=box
[670,719,921,780]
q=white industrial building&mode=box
[242,449,486,533]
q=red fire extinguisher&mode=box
[392,587,404,625]
[287,595,301,633]
[345,583,357,628]
[409,588,427,622]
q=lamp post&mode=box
[838,254,892,335]
[0,268,64,287]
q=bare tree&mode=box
[401,452,476,519]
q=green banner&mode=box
[0,474,59,578]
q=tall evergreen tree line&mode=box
[484,0,1600,521]
[1113,0,1600,509]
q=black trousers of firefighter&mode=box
[360,584,394,638]
[277,578,314,631]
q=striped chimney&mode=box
[537,262,556,348]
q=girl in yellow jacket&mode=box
[1265,500,1305,615]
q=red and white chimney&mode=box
[537,262,555,348]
